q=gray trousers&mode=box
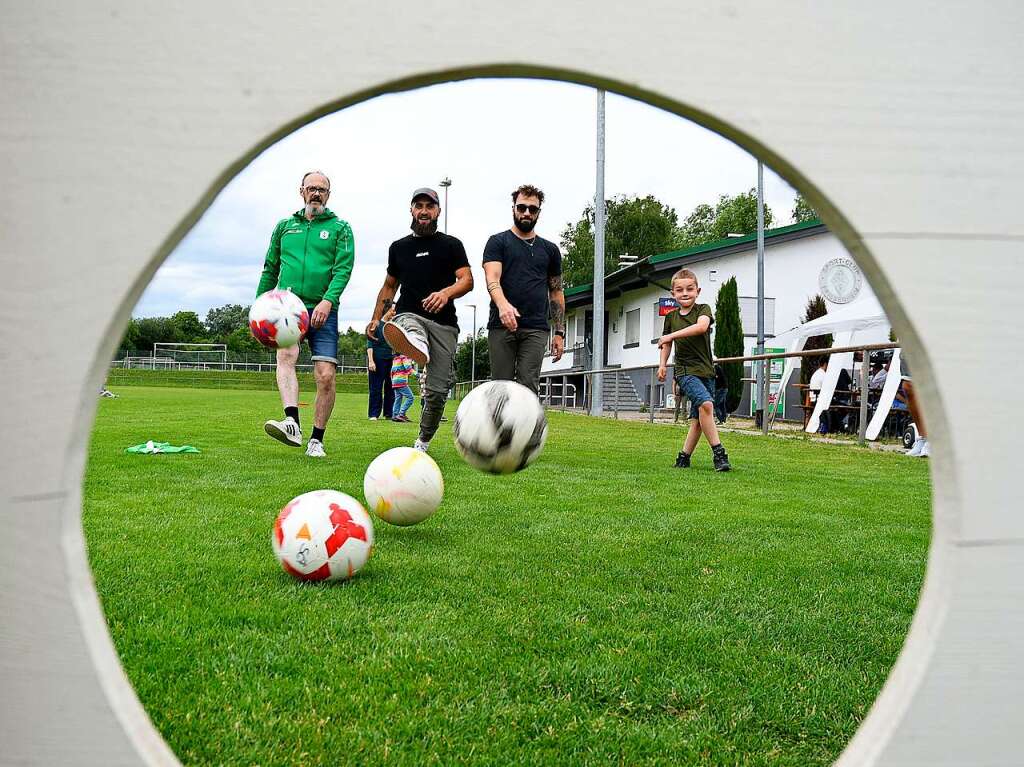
[488,328,548,395]
[396,313,458,443]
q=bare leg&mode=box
[904,380,927,438]
[697,401,722,445]
[313,360,337,430]
[683,419,702,454]
[276,345,300,408]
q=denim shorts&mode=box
[306,309,338,364]
[676,374,715,420]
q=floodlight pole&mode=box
[591,89,606,416]
[756,160,767,434]
[439,177,452,233]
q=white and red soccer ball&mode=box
[249,289,309,349]
[272,490,374,582]
[363,447,444,526]
[453,380,548,474]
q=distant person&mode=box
[257,170,354,458]
[366,302,395,420]
[390,353,417,422]
[657,269,732,471]
[808,357,828,433]
[713,363,729,424]
[869,361,888,391]
[365,187,473,453]
[901,357,930,457]
[484,184,565,394]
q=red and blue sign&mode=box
[658,297,678,316]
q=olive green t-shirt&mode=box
[663,303,715,378]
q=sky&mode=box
[133,78,803,337]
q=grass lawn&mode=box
[83,386,931,766]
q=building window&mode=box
[624,308,640,348]
[738,296,776,336]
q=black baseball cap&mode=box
[411,187,440,205]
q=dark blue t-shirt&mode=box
[366,332,392,356]
[483,230,562,331]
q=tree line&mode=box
[560,191,817,288]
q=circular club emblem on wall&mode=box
[818,257,863,304]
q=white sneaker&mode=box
[906,437,925,457]
[413,438,430,453]
[305,438,326,458]
[265,416,302,447]
[383,316,430,366]
[919,439,930,458]
[369,416,378,421]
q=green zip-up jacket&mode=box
[256,208,354,310]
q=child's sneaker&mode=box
[712,445,732,472]
[674,451,691,468]
[383,316,430,366]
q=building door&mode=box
[584,310,610,369]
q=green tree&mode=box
[676,189,774,250]
[170,311,207,342]
[336,328,367,363]
[132,316,182,351]
[454,330,490,382]
[792,194,818,223]
[205,303,250,337]
[800,295,832,385]
[224,325,265,355]
[712,276,744,413]
[560,195,679,288]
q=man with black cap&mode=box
[365,187,473,452]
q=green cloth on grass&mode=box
[125,440,200,454]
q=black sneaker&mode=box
[674,451,691,468]
[712,449,732,472]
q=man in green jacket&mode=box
[256,171,354,458]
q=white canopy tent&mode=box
[768,297,896,436]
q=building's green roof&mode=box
[564,218,823,298]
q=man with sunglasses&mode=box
[257,170,354,458]
[484,184,565,395]
[365,187,473,453]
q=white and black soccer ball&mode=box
[453,380,548,474]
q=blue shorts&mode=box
[676,374,715,420]
[306,309,338,364]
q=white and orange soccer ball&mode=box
[249,288,309,349]
[271,490,374,582]
[363,447,444,526]
[453,380,548,474]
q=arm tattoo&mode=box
[549,298,566,332]
[548,275,563,292]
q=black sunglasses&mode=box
[515,204,541,215]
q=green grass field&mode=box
[83,386,930,766]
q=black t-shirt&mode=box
[387,232,470,329]
[483,230,562,331]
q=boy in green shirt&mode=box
[657,269,732,471]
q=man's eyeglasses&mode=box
[515,204,541,215]
[303,186,329,195]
